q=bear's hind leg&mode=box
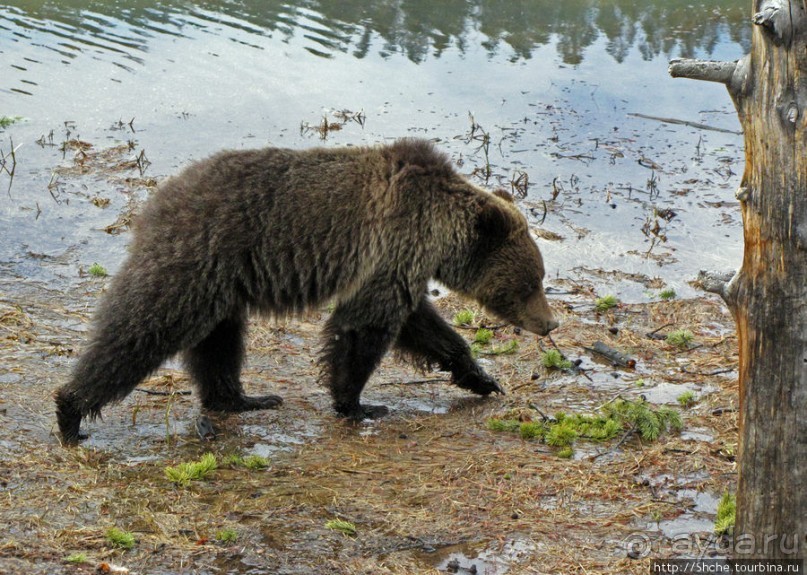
[56,323,175,445]
[396,298,504,396]
[185,315,283,413]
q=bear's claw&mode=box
[453,370,505,396]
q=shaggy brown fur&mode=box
[55,139,557,444]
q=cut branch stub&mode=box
[668,57,750,101]
[695,270,738,306]
[668,58,737,85]
[753,0,792,44]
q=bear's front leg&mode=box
[396,298,505,396]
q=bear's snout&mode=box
[518,290,558,336]
[522,316,559,337]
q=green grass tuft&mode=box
[488,339,518,355]
[474,328,494,344]
[243,454,270,470]
[216,528,238,543]
[325,519,357,536]
[714,492,736,535]
[165,453,218,487]
[545,421,578,447]
[666,329,694,348]
[601,400,682,441]
[676,390,696,408]
[453,309,475,326]
[87,263,108,277]
[658,288,677,300]
[221,453,244,467]
[65,552,88,564]
[105,527,136,550]
[541,349,572,370]
[486,418,521,433]
[594,294,619,312]
[518,421,546,440]
[556,446,574,459]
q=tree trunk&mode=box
[669,0,806,560]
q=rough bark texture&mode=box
[672,0,806,559]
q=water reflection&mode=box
[0,0,746,296]
[1,0,750,83]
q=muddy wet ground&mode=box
[0,245,739,574]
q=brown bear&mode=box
[55,139,557,444]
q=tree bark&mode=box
[671,0,806,560]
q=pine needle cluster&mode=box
[487,399,683,455]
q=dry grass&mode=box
[0,275,739,574]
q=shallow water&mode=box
[1,0,748,299]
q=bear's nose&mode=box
[545,319,559,333]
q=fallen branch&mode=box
[628,112,741,135]
[588,427,636,461]
[379,377,450,387]
[646,322,674,340]
[584,341,637,369]
[680,367,736,377]
[550,152,595,162]
[135,389,192,396]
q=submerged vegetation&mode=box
[0,115,23,129]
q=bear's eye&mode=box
[523,281,539,300]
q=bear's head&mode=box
[466,193,558,336]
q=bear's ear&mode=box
[492,188,515,203]
[476,197,514,239]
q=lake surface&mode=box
[1,1,749,299]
